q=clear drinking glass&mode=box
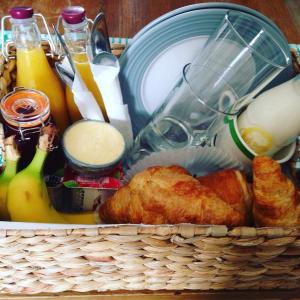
[126,10,291,166]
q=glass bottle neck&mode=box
[62,19,89,55]
[10,17,41,50]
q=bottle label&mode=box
[239,126,273,155]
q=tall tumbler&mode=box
[126,10,291,166]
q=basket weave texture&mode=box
[0,46,300,294]
[0,225,300,294]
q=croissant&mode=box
[252,156,300,227]
[197,169,253,225]
[99,165,245,226]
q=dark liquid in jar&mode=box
[1,88,65,174]
[3,117,65,174]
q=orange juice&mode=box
[65,85,82,122]
[16,47,69,132]
[66,52,109,122]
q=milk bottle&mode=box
[237,75,300,156]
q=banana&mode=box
[0,136,20,220]
[7,125,96,225]
[60,211,97,225]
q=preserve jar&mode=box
[0,87,63,172]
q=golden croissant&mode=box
[198,169,253,225]
[252,156,300,227]
[99,165,250,226]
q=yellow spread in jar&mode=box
[63,120,125,165]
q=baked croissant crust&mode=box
[99,165,245,226]
[252,156,300,227]
[197,169,253,225]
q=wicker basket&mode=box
[0,45,300,295]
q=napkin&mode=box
[61,58,104,121]
[87,48,134,149]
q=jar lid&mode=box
[61,6,86,24]
[0,88,50,128]
[9,6,34,19]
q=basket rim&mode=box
[0,223,299,238]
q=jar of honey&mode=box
[0,87,63,172]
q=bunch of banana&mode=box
[4,125,96,224]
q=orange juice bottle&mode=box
[61,6,108,122]
[65,85,82,122]
[10,6,69,133]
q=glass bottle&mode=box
[61,6,109,122]
[9,6,70,133]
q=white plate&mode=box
[141,36,208,115]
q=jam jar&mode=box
[0,87,63,172]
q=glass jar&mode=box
[0,87,59,171]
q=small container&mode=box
[62,120,125,176]
[0,87,51,169]
[48,183,114,213]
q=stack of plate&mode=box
[119,3,292,136]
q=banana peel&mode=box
[0,136,20,220]
[60,211,97,225]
